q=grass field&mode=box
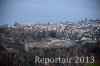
[85,60,100,66]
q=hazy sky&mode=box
[0,0,100,25]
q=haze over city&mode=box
[0,0,100,25]
[0,0,100,66]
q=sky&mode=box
[0,0,100,25]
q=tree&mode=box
[49,30,57,38]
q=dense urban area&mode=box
[0,18,100,66]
